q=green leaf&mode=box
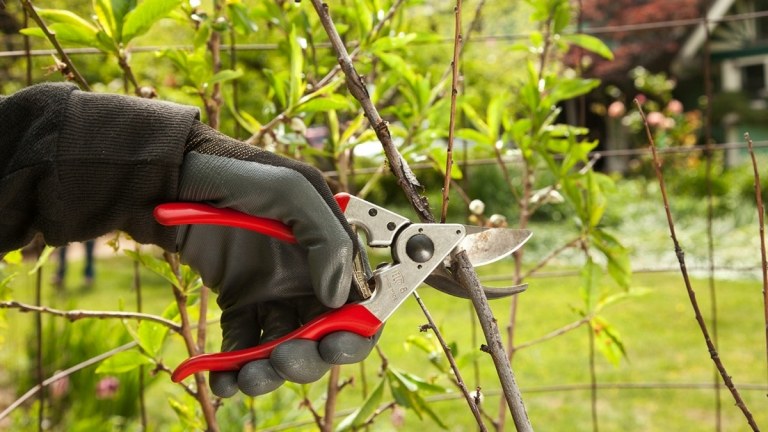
[228,2,258,35]
[597,288,650,312]
[137,320,169,358]
[580,256,601,312]
[298,94,355,113]
[94,0,118,39]
[95,349,152,374]
[335,378,385,431]
[36,9,98,31]
[27,246,54,275]
[207,69,244,86]
[2,250,22,265]
[548,78,601,105]
[122,0,182,43]
[263,69,287,109]
[124,250,181,289]
[591,228,632,290]
[21,22,102,50]
[168,396,205,430]
[456,128,492,146]
[562,34,614,60]
[288,25,304,108]
[591,316,627,366]
[387,369,447,428]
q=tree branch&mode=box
[745,132,768,385]
[413,292,487,430]
[638,102,760,431]
[0,300,181,332]
[309,2,532,429]
[20,0,90,91]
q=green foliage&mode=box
[2,0,645,428]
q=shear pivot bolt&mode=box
[405,234,434,263]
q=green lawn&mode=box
[2,170,768,431]
[2,248,766,431]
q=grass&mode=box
[2,170,768,431]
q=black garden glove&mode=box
[177,122,379,397]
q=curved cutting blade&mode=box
[425,266,527,299]
[458,227,532,267]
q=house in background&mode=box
[674,0,768,165]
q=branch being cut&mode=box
[307,3,532,429]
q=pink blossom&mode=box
[390,405,405,428]
[666,99,684,115]
[646,111,665,126]
[50,375,69,399]
[634,94,647,105]
[96,376,120,399]
[607,101,626,118]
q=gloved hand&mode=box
[176,121,380,397]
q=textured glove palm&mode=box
[177,122,378,397]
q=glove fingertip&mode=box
[210,371,239,398]
[238,360,285,396]
[319,331,379,364]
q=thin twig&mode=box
[412,292,487,431]
[323,366,342,432]
[441,0,463,223]
[164,252,220,432]
[20,0,90,90]
[588,326,599,432]
[521,236,583,280]
[745,132,768,386]
[637,101,760,431]
[0,342,137,422]
[245,0,407,146]
[514,316,591,352]
[35,256,44,432]
[133,244,148,430]
[0,300,182,332]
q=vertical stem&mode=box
[165,253,219,432]
[701,3,722,428]
[23,5,32,85]
[413,292,487,431]
[133,245,147,430]
[588,326,599,432]
[197,287,209,354]
[637,103,760,432]
[745,133,768,386]
[206,0,224,130]
[35,260,44,432]
[323,365,341,432]
[229,26,240,138]
[441,0,463,223]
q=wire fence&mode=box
[1,1,767,430]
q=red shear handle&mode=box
[171,303,382,382]
[153,193,352,243]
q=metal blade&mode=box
[458,227,532,267]
[425,266,527,299]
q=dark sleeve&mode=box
[0,83,200,252]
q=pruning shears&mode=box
[154,193,531,382]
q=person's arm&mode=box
[0,83,198,252]
[0,84,378,398]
